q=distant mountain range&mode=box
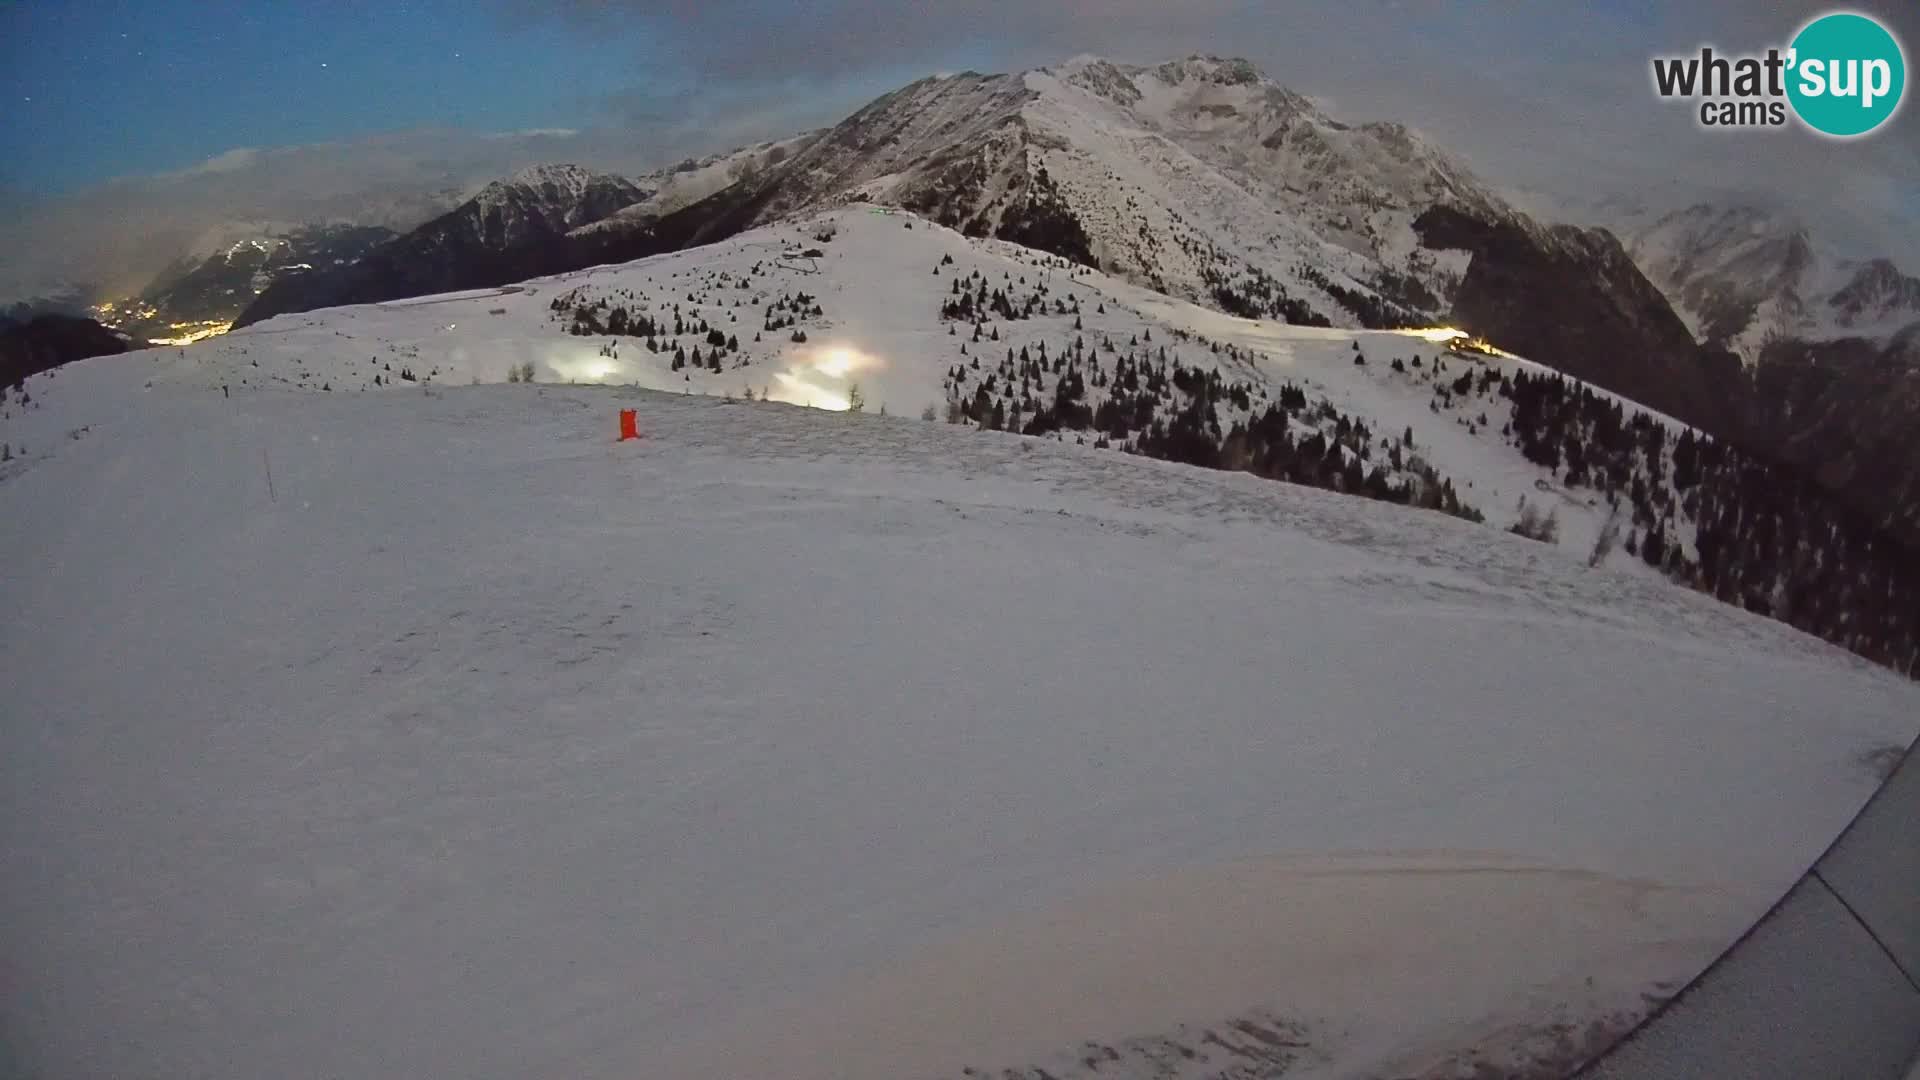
[1598,200,1920,361]
[96,224,398,342]
[236,142,807,328]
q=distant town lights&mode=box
[148,321,233,346]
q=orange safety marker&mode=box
[617,408,640,441]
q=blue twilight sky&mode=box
[1,0,1915,290]
[1,0,710,191]
[0,0,988,193]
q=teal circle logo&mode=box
[1786,12,1906,137]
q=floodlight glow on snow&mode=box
[1406,327,1470,343]
[545,349,625,384]
[1398,328,1518,359]
[764,342,884,412]
[810,345,879,380]
[770,371,853,411]
[814,347,859,377]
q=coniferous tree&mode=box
[1642,523,1667,569]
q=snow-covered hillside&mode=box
[21,205,1920,681]
[7,207,1686,572]
[6,336,1917,1079]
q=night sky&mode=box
[3,0,691,191]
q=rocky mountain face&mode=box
[567,135,822,237]
[1612,203,1818,357]
[1413,206,1741,433]
[572,71,1063,265]
[1,315,130,390]
[457,165,650,248]
[235,166,649,327]
[104,225,396,341]
[1587,200,1920,545]
[1828,259,1920,328]
[1609,201,1920,360]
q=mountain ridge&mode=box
[1593,199,1920,360]
[23,204,1920,676]
[236,165,650,326]
[1,314,130,392]
[219,54,1920,546]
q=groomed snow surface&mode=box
[4,375,1917,1079]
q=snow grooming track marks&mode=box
[3,382,1916,1080]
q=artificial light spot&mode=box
[764,343,883,412]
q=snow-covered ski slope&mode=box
[3,371,1916,1080]
[4,207,1699,571]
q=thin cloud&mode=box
[172,148,264,177]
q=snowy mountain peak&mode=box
[475,163,619,212]
[1043,52,1497,220]
[448,165,648,243]
[1829,258,1920,327]
[511,162,591,184]
[1147,54,1266,87]
[233,167,650,326]
[1054,55,1143,105]
[1608,199,1920,357]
